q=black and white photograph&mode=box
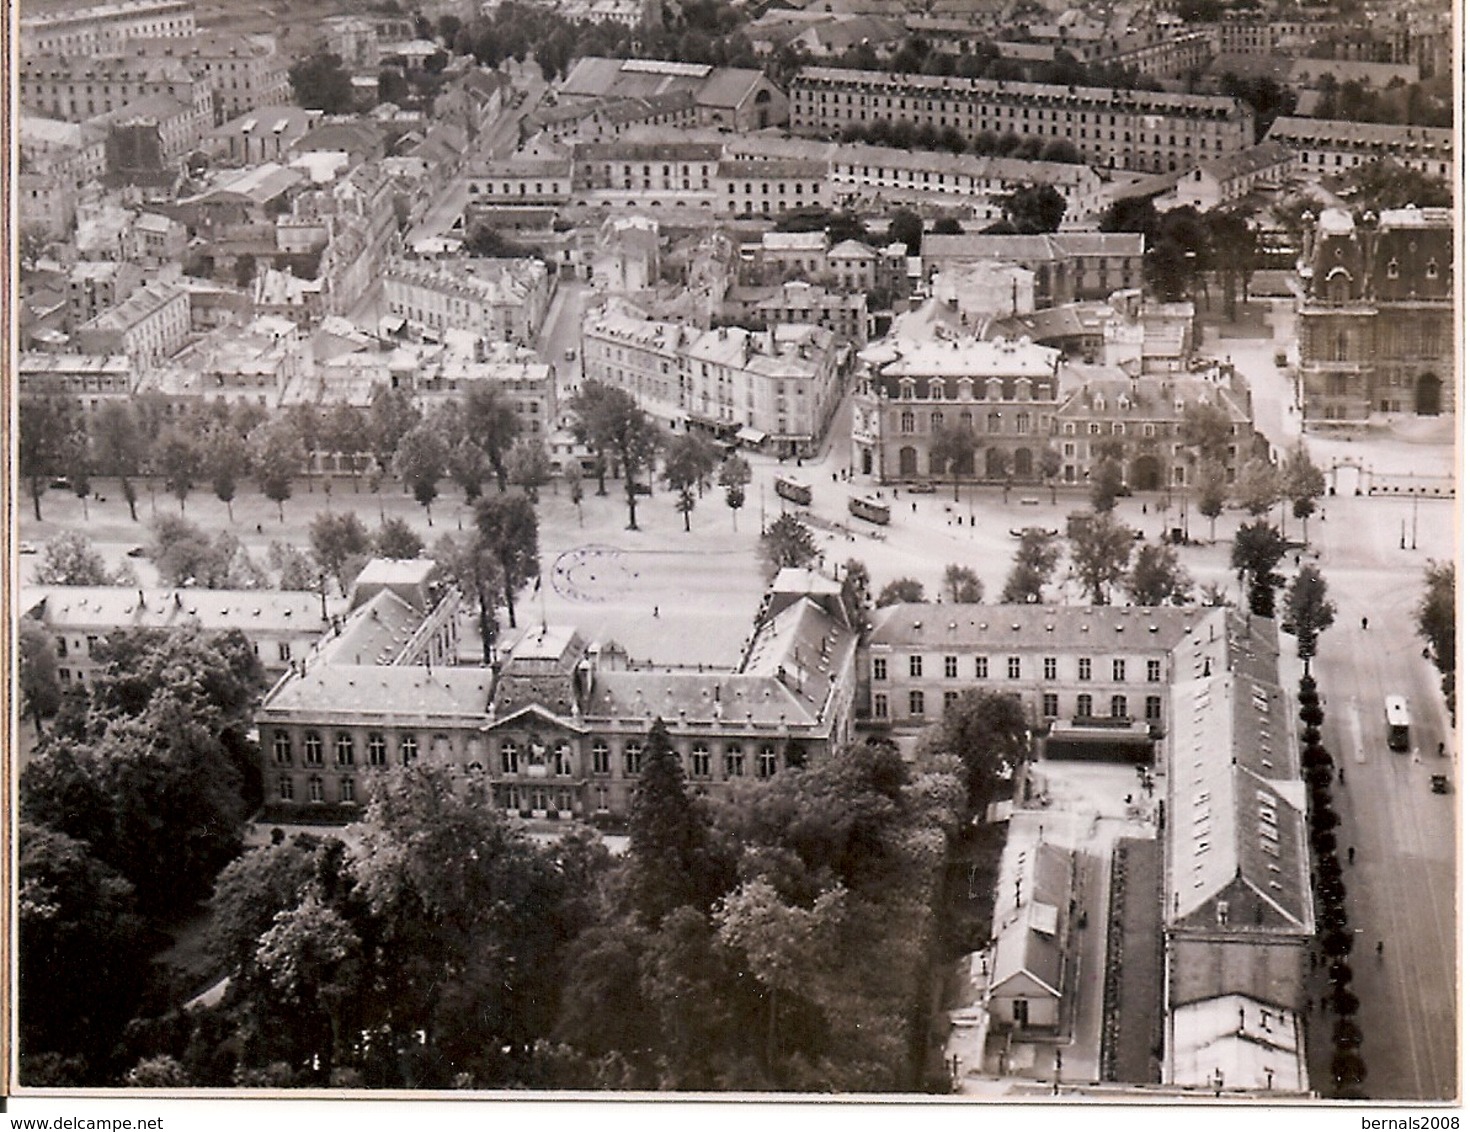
[5,0,1460,1116]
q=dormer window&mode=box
[899,378,916,400]
[1426,258,1439,280]
[928,378,945,400]
[1386,257,1400,279]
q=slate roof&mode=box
[869,603,1207,653]
[24,585,336,634]
[261,665,494,720]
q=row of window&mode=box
[271,731,788,778]
[874,690,1162,720]
[874,655,1162,682]
[899,409,1038,434]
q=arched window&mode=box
[278,775,294,801]
[1077,694,1093,718]
[308,775,324,803]
[335,733,354,766]
[303,731,323,767]
[1110,694,1128,718]
[340,777,355,804]
[930,410,944,432]
[900,409,915,433]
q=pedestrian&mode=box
[1347,846,1355,864]
[1362,616,1369,630]
[653,606,659,618]
[912,501,917,513]
[1338,766,1345,785]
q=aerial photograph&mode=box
[6,0,1458,1109]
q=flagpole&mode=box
[537,569,547,633]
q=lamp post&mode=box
[1412,487,1420,550]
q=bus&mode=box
[774,475,812,506]
[1385,695,1410,752]
[848,495,891,525]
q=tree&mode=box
[322,403,369,492]
[157,431,201,514]
[19,621,62,734]
[577,384,664,530]
[887,209,924,256]
[255,419,305,522]
[840,559,872,623]
[1089,456,1126,513]
[1285,564,1336,675]
[1280,442,1326,544]
[627,719,730,927]
[760,513,818,579]
[34,532,124,586]
[719,454,751,531]
[1180,401,1235,467]
[1126,543,1193,606]
[661,434,720,533]
[876,578,925,606]
[289,404,323,494]
[1416,561,1455,713]
[20,395,86,521]
[368,385,422,513]
[269,541,318,591]
[393,422,450,525]
[433,534,502,663]
[929,425,978,502]
[1204,209,1257,320]
[1038,447,1062,504]
[1000,184,1066,234]
[1235,457,1281,519]
[288,51,355,113]
[91,402,146,521]
[917,689,1029,814]
[942,564,983,604]
[18,822,150,1078]
[208,428,251,522]
[374,517,424,561]
[1231,519,1288,618]
[474,493,540,629]
[460,385,522,495]
[310,512,371,589]
[1195,458,1229,542]
[1069,513,1134,605]
[1100,196,1160,245]
[1001,528,1061,604]
[506,438,553,504]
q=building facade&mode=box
[1265,117,1453,181]
[850,335,1062,483]
[789,67,1253,174]
[20,0,195,55]
[383,256,554,346]
[21,54,213,126]
[582,304,849,455]
[257,575,857,820]
[1296,206,1453,421]
[861,603,1216,736]
[921,232,1145,307]
[74,279,190,368]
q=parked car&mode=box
[18,541,37,555]
[906,482,937,494]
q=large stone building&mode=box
[788,67,1253,174]
[1265,118,1454,181]
[850,335,1061,483]
[21,584,344,686]
[1053,370,1255,491]
[20,54,214,127]
[860,603,1210,736]
[131,32,291,125]
[582,303,849,455]
[20,0,195,55]
[921,232,1145,307]
[1161,611,1313,1090]
[1296,206,1453,421]
[383,256,554,347]
[257,570,858,820]
[74,279,190,369]
[558,57,789,132]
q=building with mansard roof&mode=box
[1295,206,1453,422]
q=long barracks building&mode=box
[789,67,1253,174]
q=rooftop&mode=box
[869,603,1207,652]
[24,585,337,635]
